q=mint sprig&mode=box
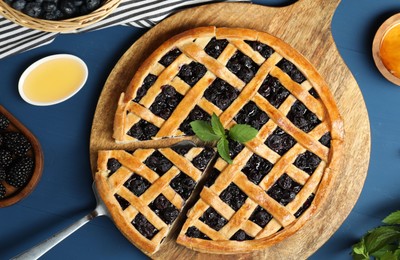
[352,210,400,260]
[190,113,258,164]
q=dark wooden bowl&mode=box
[0,105,44,207]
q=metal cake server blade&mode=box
[12,182,109,260]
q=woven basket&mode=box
[0,0,120,32]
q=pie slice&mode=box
[99,26,343,255]
[95,147,215,255]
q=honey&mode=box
[21,56,87,104]
[380,24,400,78]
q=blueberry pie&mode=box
[98,26,343,255]
[95,147,215,255]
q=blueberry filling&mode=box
[127,119,159,140]
[149,85,183,120]
[258,75,290,108]
[234,101,269,130]
[186,226,210,240]
[277,58,306,84]
[178,62,207,87]
[114,194,130,210]
[265,127,296,156]
[228,138,245,160]
[149,194,179,225]
[245,40,274,59]
[204,78,239,110]
[319,132,331,148]
[242,154,273,185]
[230,230,254,241]
[124,173,151,197]
[199,207,227,231]
[249,206,272,227]
[172,146,191,156]
[159,48,182,67]
[293,151,321,175]
[192,147,215,171]
[294,193,315,218]
[134,74,158,102]
[267,173,302,206]
[132,213,158,240]
[204,38,229,59]
[179,106,210,135]
[219,183,247,211]
[204,168,221,188]
[144,151,173,176]
[226,51,259,83]
[309,88,319,99]
[170,173,197,200]
[107,158,121,177]
[287,101,321,133]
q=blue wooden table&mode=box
[1,0,399,259]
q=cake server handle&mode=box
[11,182,108,260]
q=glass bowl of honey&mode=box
[373,13,400,86]
[18,54,88,106]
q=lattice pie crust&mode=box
[95,26,344,256]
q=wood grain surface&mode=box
[89,0,371,258]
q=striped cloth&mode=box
[0,0,250,59]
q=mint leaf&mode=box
[229,124,258,143]
[190,120,220,141]
[383,210,400,225]
[211,113,225,138]
[217,138,232,164]
[364,226,400,255]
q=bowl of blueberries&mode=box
[0,0,120,32]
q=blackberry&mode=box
[3,132,32,156]
[6,156,34,188]
[0,113,10,130]
[0,183,6,199]
[0,149,13,168]
[0,167,6,181]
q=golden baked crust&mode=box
[99,26,344,255]
[95,147,215,255]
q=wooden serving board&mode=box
[90,0,371,259]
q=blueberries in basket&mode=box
[11,0,26,11]
[6,0,105,20]
[23,2,42,17]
